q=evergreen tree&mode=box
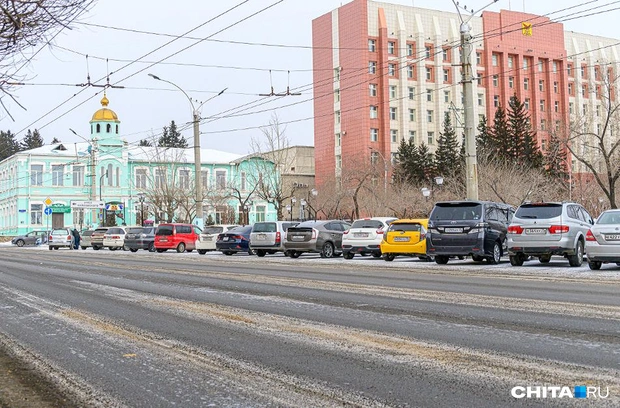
[475,115,491,159]
[157,120,188,148]
[435,112,461,177]
[0,130,19,161]
[508,94,543,168]
[489,105,510,163]
[416,142,435,184]
[20,129,44,151]
[394,138,417,185]
[139,139,152,147]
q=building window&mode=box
[136,169,147,189]
[444,91,450,103]
[567,64,572,76]
[442,48,449,62]
[425,45,432,59]
[569,102,574,114]
[216,170,226,190]
[539,80,544,91]
[427,132,434,144]
[369,83,377,97]
[493,95,499,107]
[388,64,396,76]
[52,165,64,186]
[568,83,573,95]
[370,151,379,165]
[335,110,341,124]
[523,78,529,90]
[596,104,600,117]
[407,65,414,79]
[493,75,498,87]
[107,164,113,186]
[390,107,397,120]
[492,53,498,66]
[426,89,433,102]
[540,119,546,131]
[72,166,84,187]
[581,65,586,78]
[426,67,432,81]
[409,108,416,121]
[370,128,378,142]
[155,168,165,189]
[523,58,529,69]
[554,101,559,113]
[31,204,42,225]
[407,43,414,56]
[96,124,101,133]
[553,61,558,73]
[582,85,587,97]
[388,41,395,54]
[335,133,341,147]
[178,169,189,189]
[201,170,209,190]
[369,61,376,74]
[389,85,397,99]
[427,110,433,123]
[553,81,558,93]
[239,171,246,191]
[336,155,342,169]
[334,89,340,102]
[443,69,449,82]
[391,129,398,143]
[368,39,376,52]
[370,105,378,119]
[409,131,416,141]
[478,94,484,106]
[540,100,545,112]
[538,60,544,72]
[334,67,340,81]
[524,98,530,110]
[476,52,481,65]
[508,77,514,88]
[508,56,514,68]
[582,104,587,115]
[408,87,415,100]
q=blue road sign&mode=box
[44,207,53,215]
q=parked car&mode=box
[507,202,593,267]
[124,227,156,252]
[154,223,201,253]
[216,225,254,255]
[48,228,74,250]
[102,226,128,250]
[284,220,352,258]
[90,227,109,250]
[80,229,95,249]
[250,221,298,257]
[584,209,620,270]
[11,230,49,247]
[196,224,239,255]
[380,219,430,261]
[342,217,397,259]
[427,200,515,265]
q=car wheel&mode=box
[289,251,301,258]
[320,242,334,258]
[568,240,584,267]
[372,252,382,258]
[383,253,395,262]
[509,254,524,266]
[343,252,354,259]
[148,243,155,252]
[176,242,186,253]
[48,246,53,251]
[16,240,24,247]
[81,246,87,250]
[472,255,484,262]
[247,248,255,256]
[156,249,165,253]
[256,250,266,257]
[93,245,100,251]
[223,251,233,256]
[588,261,602,270]
[54,247,59,250]
[435,255,449,264]
[123,245,130,251]
[198,250,207,255]
[488,242,501,264]
[130,248,138,253]
[539,255,551,264]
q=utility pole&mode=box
[461,22,479,201]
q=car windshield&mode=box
[203,227,224,234]
[127,227,143,234]
[253,223,277,233]
[156,226,173,236]
[51,230,67,235]
[516,204,562,219]
[351,220,385,229]
[596,211,620,225]
[431,203,482,221]
[389,223,422,232]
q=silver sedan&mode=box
[585,209,620,270]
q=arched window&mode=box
[91,124,94,134]
[115,167,120,186]
[96,124,101,133]
[107,164,113,186]
[116,125,119,134]
[106,124,111,133]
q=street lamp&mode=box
[137,192,146,226]
[285,204,292,221]
[290,197,297,221]
[368,147,388,193]
[300,198,307,221]
[148,73,226,229]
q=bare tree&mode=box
[249,113,295,221]
[0,0,94,118]
[562,70,620,209]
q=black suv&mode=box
[427,200,515,264]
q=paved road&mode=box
[0,247,619,407]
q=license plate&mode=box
[605,234,620,241]
[444,228,462,233]
[354,232,369,238]
[393,236,410,242]
[160,238,168,242]
[223,237,229,241]
[256,234,266,240]
[204,236,213,241]
[526,228,546,235]
[291,235,304,241]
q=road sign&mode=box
[44,197,53,206]
[50,203,71,213]
[44,207,53,215]
[71,200,105,209]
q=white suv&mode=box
[342,217,397,259]
[507,202,594,267]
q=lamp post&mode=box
[99,170,108,226]
[148,73,226,230]
[137,192,146,226]
[290,197,297,221]
[368,147,388,193]
[307,188,318,220]
[300,198,307,221]
[285,204,292,221]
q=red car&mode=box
[154,223,201,253]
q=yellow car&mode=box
[380,218,430,261]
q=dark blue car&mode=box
[215,225,254,255]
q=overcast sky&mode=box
[2,0,618,155]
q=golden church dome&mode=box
[91,94,119,121]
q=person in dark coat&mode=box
[72,229,81,250]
